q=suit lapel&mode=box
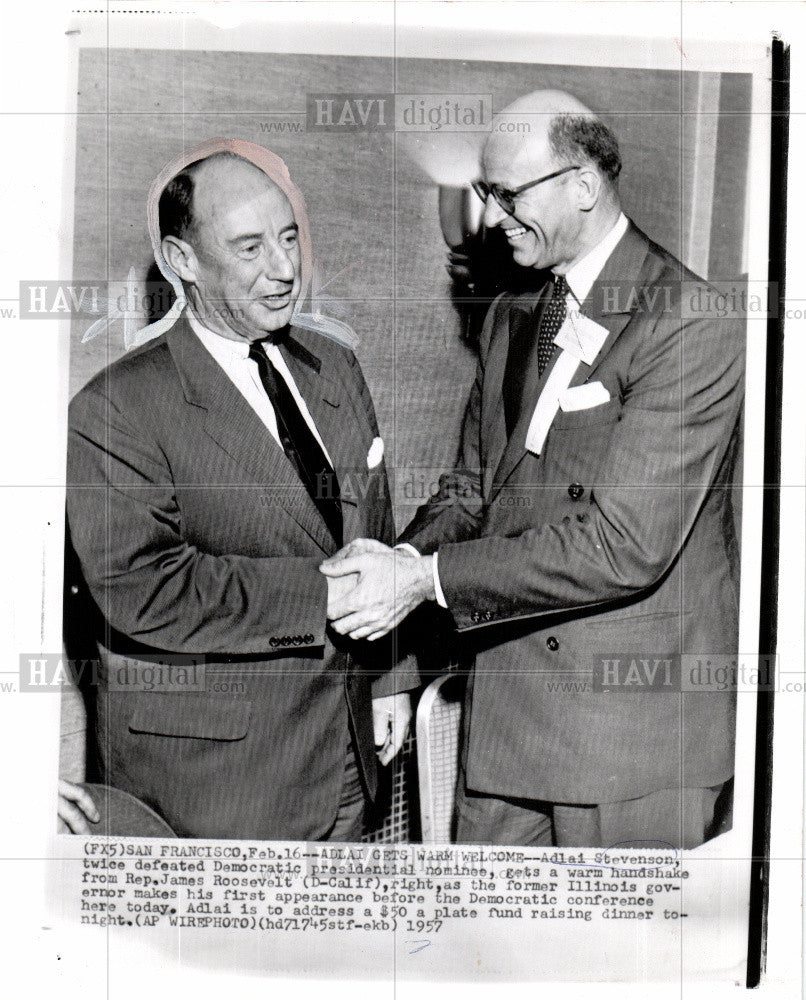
[480,307,511,499]
[502,295,541,435]
[568,221,652,385]
[279,335,351,493]
[166,319,337,554]
[279,332,368,511]
[282,331,387,545]
[490,223,651,498]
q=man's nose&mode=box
[264,242,296,282]
[482,194,508,229]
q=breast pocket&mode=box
[551,396,622,430]
[582,609,689,655]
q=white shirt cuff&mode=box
[431,552,448,609]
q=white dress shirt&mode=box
[186,308,333,464]
[421,211,629,609]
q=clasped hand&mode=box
[321,540,434,642]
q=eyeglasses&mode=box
[471,165,580,215]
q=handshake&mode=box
[320,540,436,642]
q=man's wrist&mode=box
[410,554,436,602]
[421,555,437,602]
[394,543,441,603]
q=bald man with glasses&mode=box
[322,90,744,849]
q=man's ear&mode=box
[161,235,199,283]
[574,166,602,212]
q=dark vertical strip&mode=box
[746,34,788,991]
[709,72,753,281]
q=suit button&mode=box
[568,483,584,501]
[546,636,559,651]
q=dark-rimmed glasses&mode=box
[471,165,580,215]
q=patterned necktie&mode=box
[248,341,343,547]
[537,274,569,376]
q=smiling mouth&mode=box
[503,225,530,241]
[261,290,293,306]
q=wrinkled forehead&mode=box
[192,157,296,238]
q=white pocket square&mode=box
[558,382,611,412]
[367,436,385,469]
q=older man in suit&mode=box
[322,91,744,849]
[62,145,415,840]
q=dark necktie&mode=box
[248,341,343,547]
[537,274,569,376]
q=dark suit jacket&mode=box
[401,222,744,805]
[67,317,417,839]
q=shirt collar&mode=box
[560,211,629,306]
[185,307,252,361]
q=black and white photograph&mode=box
[0,2,802,997]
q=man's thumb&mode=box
[320,557,361,576]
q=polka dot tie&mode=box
[537,274,569,376]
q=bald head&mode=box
[485,89,621,191]
[159,151,283,245]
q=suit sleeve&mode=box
[67,384,328,656]
[397,295,507,553]
[435,307,745,629]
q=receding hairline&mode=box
[160,150,290,243]
[190,151,286,207]
[486,110,609,152]
[483,106,621,188]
